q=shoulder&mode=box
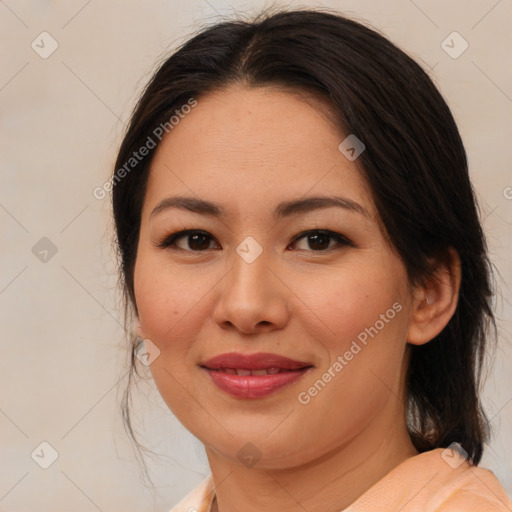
[428,463,512,512]
[168,475,215,512]
[345,448,512,512]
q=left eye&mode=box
[157,229,353,252]
[290,230,354,251]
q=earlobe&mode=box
[133,317,146,340]
[407,247,461,346]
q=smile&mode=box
[210,367,292,375]
[199,352,314,399]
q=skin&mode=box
[134,85,461,512]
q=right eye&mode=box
[156,230,220,252]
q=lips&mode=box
[214,367,283,376]
[199,352,313,399]
[200,352,312,371]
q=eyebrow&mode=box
[150,195,370,220]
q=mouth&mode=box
[206,367,298,376]
[199,352,314,399]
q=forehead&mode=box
[143,85,375,221]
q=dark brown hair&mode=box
[112,7,496,479]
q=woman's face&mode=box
[134,85,416,468]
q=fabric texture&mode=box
[169,448,512,511]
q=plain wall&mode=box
[1,0,511,510]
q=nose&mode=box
[212,246,290,335]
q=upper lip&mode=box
[200,352,313,371]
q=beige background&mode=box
[1,0,511,510]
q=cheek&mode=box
[133,251,204,354]
[293,259,409,410]
[133,254,212,421]
[299,260,406,353]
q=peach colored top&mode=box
[169,448,512,512]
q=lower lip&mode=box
[202,368,311,399]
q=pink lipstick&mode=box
[200,352,313,399]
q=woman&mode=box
[112,8,512,511]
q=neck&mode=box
[206,402,418,512]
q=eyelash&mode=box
[156,229,355,253]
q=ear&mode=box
[407,247,461,346]
[133,316,147,340]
